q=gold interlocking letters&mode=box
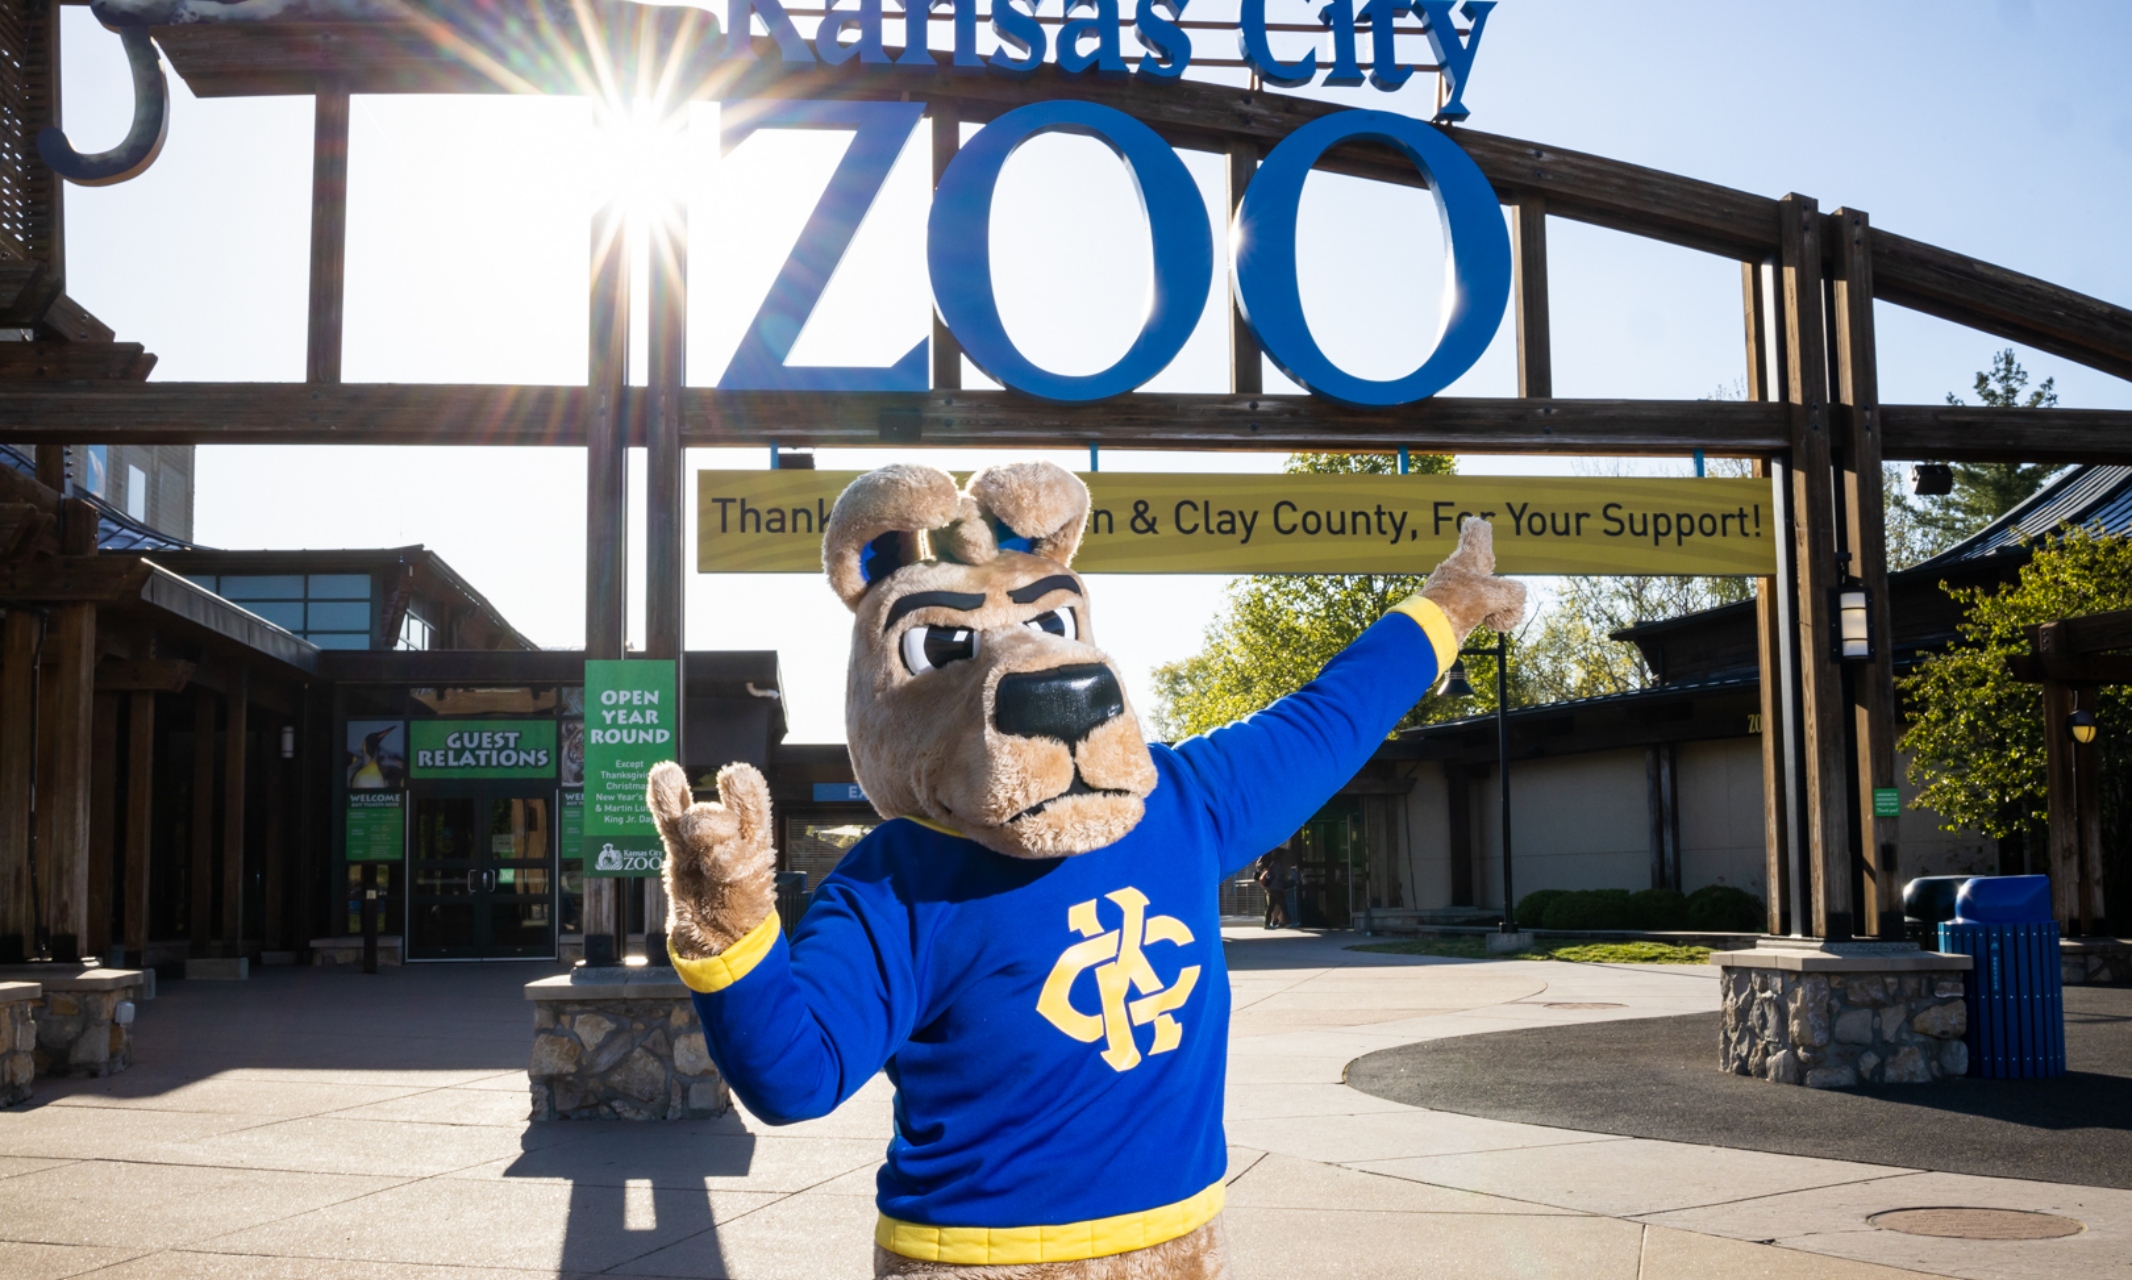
[1036,888,1200,1072]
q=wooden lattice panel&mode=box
[0,0,58,267]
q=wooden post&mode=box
[931,105,963,391]
[1512,196,1552,399]
[221,671,247,954]
[191,688,216,951]
[37,499,97,958]
[1777,194,1853,940]
[1746,260,1795,935]
[1828,207,1901,938]
[87,693,119,958]
[1225,141,1261,396]
[0,612,37,956]
[586,175,631,956]
[123,691,155,963]
[2040,672,2077,930]
[307,86,350,384]
[2073,695,2105,934]
[263,726,286,950]
[1445,762,1472,906]
[645,111,688,668]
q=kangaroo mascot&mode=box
[647,462,1525,1279]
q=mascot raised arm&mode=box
[647,462,1525,1280]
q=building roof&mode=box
[1913,464,2132,566]
[150,545,539,652]
[0,444,193,553]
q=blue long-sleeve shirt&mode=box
[679,603,1453,1259]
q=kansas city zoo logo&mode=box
[1037,888,1200,1072]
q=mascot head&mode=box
[824,462,1158,859]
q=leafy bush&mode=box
[1514,889,1568,930]
[1625,888,1689,931]
[1685,885,1766,932]
[1542,889,1634,931]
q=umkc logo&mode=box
[1037,887,1200,1072]
[723,95,1512,409]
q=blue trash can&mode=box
[1936,875,2065,1079]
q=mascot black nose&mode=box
[994,664,1124,745]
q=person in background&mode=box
[1256,857,1285,929]
[1280,862,1302,930]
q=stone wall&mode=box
[1,988,34,1106]
[33,984,136,1078]
[530,993,730,1121]
[2062,939,2132,986]
[1721,966,1969,1088]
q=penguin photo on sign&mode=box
[647,463,1525,1279]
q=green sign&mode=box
[345,792,404,862]
[561,787,583,853]
[583,659,676,877]
[1873,788,1902,818]
[408,720,557,779]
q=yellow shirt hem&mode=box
[874,1182,1224,1266]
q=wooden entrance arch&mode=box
[3,5,2128,947]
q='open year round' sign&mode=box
[720,99,1511,409]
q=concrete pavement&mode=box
[0,928,2121,1278]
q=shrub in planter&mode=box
[1685,884,1766,932]
[1542,889,1634,931]
[1625,888,1689,931]
[1515,890,1568,930]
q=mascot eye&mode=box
[1024,607,1078,642]
[901,625,977,675]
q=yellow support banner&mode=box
[696,471,1778,576]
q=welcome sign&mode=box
[697,472,1779,576]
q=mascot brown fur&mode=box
[649,461,1524,1279]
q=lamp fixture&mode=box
[279,724,295,760]
[1832,584,1874,662]
[1439,659,1474,699]
[1910,463,1953,497]
[2069,709,2099,745]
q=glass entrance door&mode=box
[407,791,555,960]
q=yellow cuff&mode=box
[876,1182,1224,1266]
[1389,595,1460,674]
[669,911,782,994]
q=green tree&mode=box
[1898,529,2132,887]
[1149,450,1540,741]
[1909,349,2062,546]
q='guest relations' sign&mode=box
[696,472,1778,577]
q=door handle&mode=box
[486,870,498,893]
[465,869,479,895]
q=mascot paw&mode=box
[1419,517,1528,640]
[648,761,777,959]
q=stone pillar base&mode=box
[0,966,146,1078]
[1,983,38,1106]
[1712,944,1972,1088]
[2062,938,2132,986]
[526,970,731,1121]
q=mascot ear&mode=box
[963,463,1090,567]
[823,464,962,610]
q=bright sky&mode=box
[56,0,2132,742]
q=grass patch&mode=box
[1350,938,1711,965]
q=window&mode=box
[398,607,433,651]
[126,465,147,522]
[81,445,107,497]
[195,572,377,647]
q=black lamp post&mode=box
[1443,631,1515,935]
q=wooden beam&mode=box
[88,693,120,958]
[0,503,55,562]
[2056,608,2132,655]
[2008,652,2132,684]
[587,199,630,664]
[0,262,63,327]
[96,657,197,693]
[1779,193,1853,941]
[221,669,248,953]
[1745,265,1792,935]
[1881,404,2132,464]
[191,688,216,951]
[123,691,155,963]
[0,342,155,382]
[1872,227,2132,384]
[307,86,351,384]
[1511,196,1551,399]
[1225,140,1261,396]
[36,296,117,345]
[1828,207,1900,940]
[0,613,36,953]
[263,731,286,950]
[0,557,155,602]
[930,104,963,392]
[645,118,689,666]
